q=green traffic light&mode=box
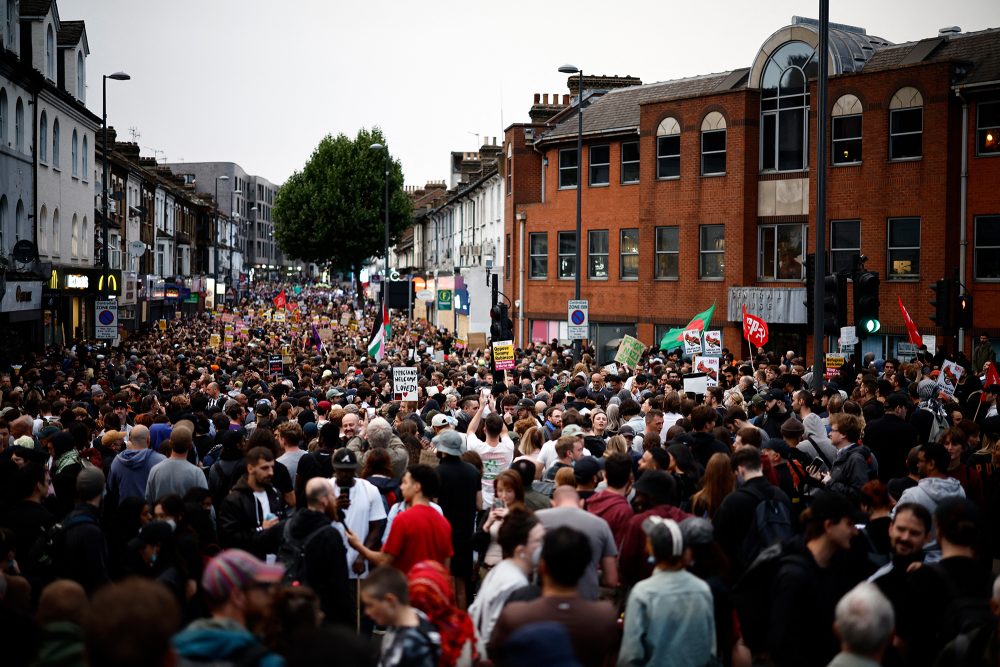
[864,319,881,333]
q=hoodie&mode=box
[894,476,966,562]
[173,617,283,667]
[149,423,172,452]
[585,490,633,550]
[108,448,167,502]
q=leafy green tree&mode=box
[273,127,411,293]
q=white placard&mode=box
[703,330,722,356]
[602,363,619,376]
[694,356,720,386]
[683,329,703,356]
[922,335,937,356]
[936,359,964,398]
[94,300,118,339]
[683,374,709,396]
[392,367,419,402]
[840,326,858,346]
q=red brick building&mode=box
[503,18,1000,363]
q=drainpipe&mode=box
[956,88,969,353]
[517,211,526,346]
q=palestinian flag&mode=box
[367,299,389,361]
[658,303,716,350]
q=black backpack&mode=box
[26,512,98,581]
[278,520,329,587]
[738,484,794,568]
[732,542,809,653]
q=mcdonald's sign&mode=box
[45,268,122,296]
[98,273,119,294]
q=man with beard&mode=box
[172,549,284,665]
[759,388,791,439]
[868,502,931,612]
[218,446,287,561]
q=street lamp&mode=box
[370,143,390,302]
[101,71,130,269]
[559,64,584,361]
[214,175,229,298]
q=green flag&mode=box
[658,303,716,351]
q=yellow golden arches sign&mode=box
[98,273,119,293]
[49,269,59,289]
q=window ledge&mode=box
[620,180,640,186]
[558,277,576,281]
[656,176,680,181]
[655,277,680,281]
[589,276,609,281]
[529,277,548,281]
[620,277,639,281]
[52,166,61,172]
[588,183,610,188]
[700,277,725,281]
[832,161,862,167]
[887,277,921,282]
[888,157,922,163]
[701,172,726,178]
[974,152,1000,159]
[558,185,578,191]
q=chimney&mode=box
[479,137,502,164]
[529,91,567,123]
[566,74,643,98]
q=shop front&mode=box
[42,267,122,344]
[1,278,44,358]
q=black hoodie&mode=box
[286,509,353,628]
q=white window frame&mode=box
[588,229,608,279]
[558,231,576,279]
[758,223,807,281]
[589,144,610,186]
[832,94,863,165]
[700,112,727,176]
[699,225,725,280]
[829,219,861,275]
[974,215,1000,281]
[655,226,679,280]
[656,117,680,180]
[620,228,639,280]
[976,101,1000,157]
[558,147,578,189]
[889,88,923,161]
[887,217,921,280]
[620,140,639,184]
[529,232,547,279]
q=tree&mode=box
[273,127,411,295]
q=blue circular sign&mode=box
[570,309,586,325]
[98,310,115,325]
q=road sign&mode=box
[95,300,118,339]
[567,299,589,340]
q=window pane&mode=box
[776,225,804,279]
[559,233,576,255]
[530,233,546,255]
[589,230,608,253]
[658,156,679,178]
[833,138,862,164]
[891,134,921,159]
[657,136,679,179]
[701,253,724,278]
[702,225,724,249]
[778,108,805,170]
[656,253,678,279]
[889,218,919,246]
[559,256,576,278]
[975,216,1000,279]
[888,249,920,278]
[890,108,922,135]
[760,227,776,278]
[530,257,547,277]
[590,164,609,185]
[975,250,1000,279]
[622,162,640,183]
[762,114,776,170]
[621,255,639,278]
[621,141,639,162]
[656,226,678,251]
[589,255,607,278]
[976,216,1000,247]
[702,130,726,153]
[830,251,856,274]
[833,115,862,140]
[620,229,639,254]
[831,220,860,248]
[703,152,726,175]
[560,148,578,168]
[590,145,609,164]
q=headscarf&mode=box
[407,560,477,667]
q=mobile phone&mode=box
[494,498,505,510]
[366,407,376,419]
[481,387,492,398]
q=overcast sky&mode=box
[60,0,997,188]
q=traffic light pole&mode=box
[811,0,830,390]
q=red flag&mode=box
[273,290,287,310]
[742,305,769,347]
[982,362,1000,402]
[897,297,921,346]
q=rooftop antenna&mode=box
[128,126,141,142]
[467,131,480,147]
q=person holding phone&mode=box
[478,470,526,576]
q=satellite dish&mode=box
[12,240,38,264]
[128,241,147,257]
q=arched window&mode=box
[832,94,863,164]
[71,129,78,176]
[760,40,816,172]
[51,209,60,256]
[38,205,47,252]
[0,196,6,250]
[889,87,923,160]
[656,117,680,179]
[15,199,25,241]
[76,51,85,101]
[0,88,6,144]
[71,214,78,256]
[46,24,54,80]
[701,112,727,176]
[52,118,60,167]
[82,135,88,177]
[39,111,48,162]
[14,96,22,151]
[82,216,88,259]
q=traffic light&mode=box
[499,303,514,341]
[823,274,847,337]
[956,292,973,329]
[930,279,954,328]
[490,305,503,341]
[854,271,881,339]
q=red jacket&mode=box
[619,504,691,588]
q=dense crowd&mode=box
[1,282,999,667]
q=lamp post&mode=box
[559,64,584,361]
[101,71,130,269]
[370,143,390,303]
[214,175,229,299]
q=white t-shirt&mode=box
[536,439,593,472]
[330,477,388,579]
[466,434,515,506]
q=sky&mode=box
[60,0,998,189]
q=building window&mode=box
[701,112,727,175]
[589,145,610,186]
[505,233,511,279]
[832,94,863,164]
[51,210,59,256]
[761,40,816,172]
[700,225,725,279]
[505,145,512,194]
[588,230,608,278]
[656,117,680,179]
[46,24,54,79]
[5,0,14,49]
[14,96,22,151]
[558,231,576,279]
[71,130,78,176]
[759,224,806,280]
[52,119,60,167]
[974,215,1000,280]
[0,89,6,144]
[0,196,5,249]
[39,112,47,163]
[529,232,547,278]
[82,136,88,178]
[977,101,1000,156]
[655,226,679,279]
[620,141,639,183]
[887,217,920,279]
[15,199,25,241]
[559,147,578,189]
[889,87,923,160]
[71,215,79,256]
[620,228,639,279]
[830,219,860,274]
[76,50,85,101]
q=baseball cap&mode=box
[201,549,284,601]
[317,400,332,412]
[433,430,465,456]
[561,424,584,438]
[642,515,684,559]
[767,388,785,401]
[322,369,333,379]
[332,448,359,470]
[516,398,535,410]
[431,413,455,428]
[127,520,174,551]
[326,387,344,399]
[573,455,603,484]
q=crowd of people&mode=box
[1,281,999,667]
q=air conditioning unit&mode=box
[470,245,481,256]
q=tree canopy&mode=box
[273,127,411,282]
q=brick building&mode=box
[503,18,1000,363]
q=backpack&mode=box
[853,444,879,481]
[26,512,98,580]
[278,520,329,588]
[738,484,794,568]
[732,542,809,653]
[922,405,949,445]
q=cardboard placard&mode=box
[683,374,708,396]
[492,340,516,370]
[937,359,964,398]
[694,356,719,386]
[468,332,488,350]
[683,329,703,356]
[393,367,419,401]
[614,335,644,368]
[703,330,722,356]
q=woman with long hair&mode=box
[690,452,735,519]
[940,426,985,506]
[408,560,478,666]
[514,426,544,477]
[479,470,526,573]
[591,408,610,439]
